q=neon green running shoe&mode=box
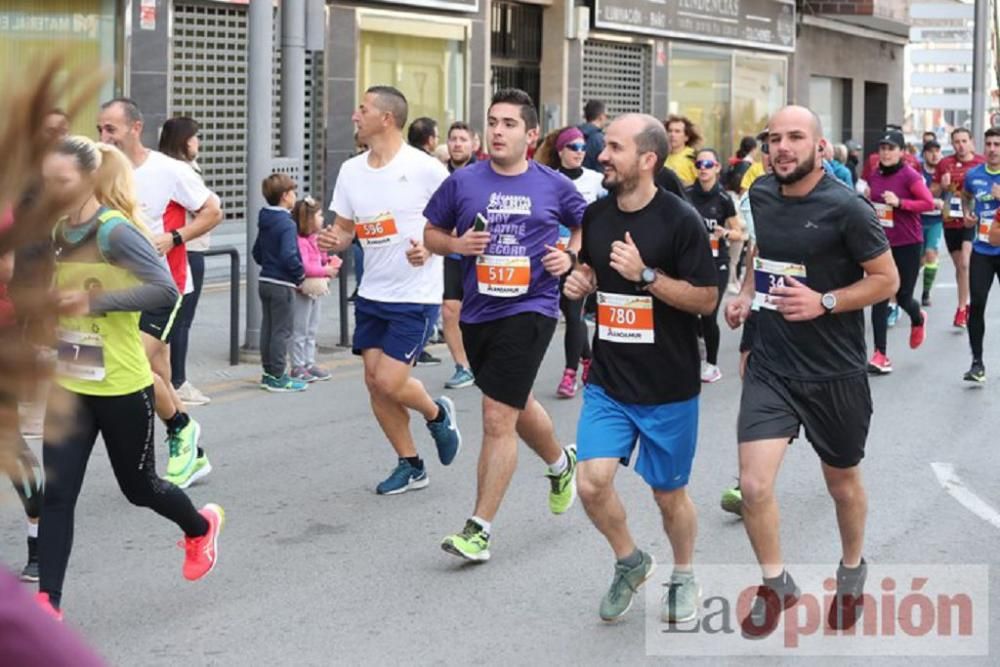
[441,519,490,562]
[166,418,200,480]
[720,485,742,517]
[546,444,577,515]
[166,449,212,489]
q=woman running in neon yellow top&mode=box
[35,136,224,619]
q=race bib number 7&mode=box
[56,328,106,381]
[476,255,531,297]
[597,292,654,344]
[355,213,400,248]
[753,257,808,311]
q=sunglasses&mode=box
[695,160,717,169]
[564,143,587,152]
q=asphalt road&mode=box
[2,280,999,666]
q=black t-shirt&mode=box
[580,189,718,405]
[655,167,688,201]
[685,182,737,268]
[749,173,889,380]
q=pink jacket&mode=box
[297,233,342,278]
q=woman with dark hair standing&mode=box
[536,126,606,398]
[159,117,213,410]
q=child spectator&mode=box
[252,174,308,392]
[290,197,341,382]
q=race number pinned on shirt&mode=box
[978,211,997,244]
[710,236,720,258]
[874,203,894,228]
[753,257,808,311]
[476,255,531,297]
[948,196,964,219]
[355,213,400,248]
[597,292,654,344]
[56,329,105,381]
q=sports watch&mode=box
[171,230,184,247]
[639,267,657,289]
[821,292,837,314]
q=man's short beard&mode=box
[774,153,817,186]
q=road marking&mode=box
[930,462,1000,530]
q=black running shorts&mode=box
[737,360,872,468]
[460,311,556,410]
[944,226,975,254]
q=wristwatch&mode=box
[639,266,657,289]
[564,249,578,276]
[171,230,184,247]
[821,292,837,314]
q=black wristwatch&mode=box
[563,249,578,276]
[171,230,184,247]
[638,266,657,289]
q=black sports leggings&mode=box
[872,243,924,354]
[559,292,591,371]
[1,391,42,520]
[968,251,1000,363]
[699,266,729,365]
[39,385,208,608]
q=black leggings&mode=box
[39,385,208,608]
[872,243,924,354]
[170,250,205,387]
[559,292,591,371]
[1,391,42,520]
[968,251,1000,363]
[699,266,729,365]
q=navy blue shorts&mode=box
[577,384,699,491]
[352,296,440,364]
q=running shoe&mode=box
[35,592,63,622]
[181,503,224,581]
[376,459,429,495]
[886,304,900,328]
[426,396,461,465]
[169,450,213,489]
[260,373,308,392]
[441,519,491,562]
[545,444,577,515]
[921,291,932,307]
[599,550,656,622]
[720,485,742,516]
[701,363,722,383]
[827,558,868,630]
[964,361,986,384]
[176,381,211,406]
[416,350,441,366]
[580,358,592,385]
[306,365,332,381]
[20,536,38,582]
[909,310,928,349]
[741,571,801,639]
[662,570,701,623]
[867,351,892,374]
[444,365,475,389]
[556,369,579,398]
[166,418,200,481]
[290,366,315,383]
[954,306,968,329]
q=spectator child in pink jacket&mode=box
[291,197,341,381]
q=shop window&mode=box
[733,56,786,149]
[668,48,732,154]
[490,1,542,106]
[809,75,850,145]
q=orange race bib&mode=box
[978,212,996,244]
[874,203,893,228]
[710,236,720,258]
[476,255,531,297]
[355,213,400,248]
[597,292,654,344]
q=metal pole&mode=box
[971,0,988,139]
[244,0,273,350]
[281,0,306,163]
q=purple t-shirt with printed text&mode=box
[424,160,586,324]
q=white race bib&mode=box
[56,328,105,381]
[948,195,964,219]
[978,211,996,244]
[355,213,400,248]
[476,255,530,297]
[874,203,894,228]
[753,257,808,312]
[597,292,654,344]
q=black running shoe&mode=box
[827,559,868,630]
[741,571,800,639]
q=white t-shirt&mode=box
[573,168,607,205]
[331,144,448,304]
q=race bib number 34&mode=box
[355,213,400,248]
[56,329,105,381]
[753,257,808,311]
[597,292,654,344]
[476,255,531,297]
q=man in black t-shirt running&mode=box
[565,114,719,624]
[724,106,898,638]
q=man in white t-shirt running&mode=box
[319,86,461,495]
[98,98,222,489]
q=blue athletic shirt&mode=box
[921,167,942,226]
[964,164,1000,256]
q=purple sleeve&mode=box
[900,168,935,214]
[559,179,587,229]
[423,176,457,231]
